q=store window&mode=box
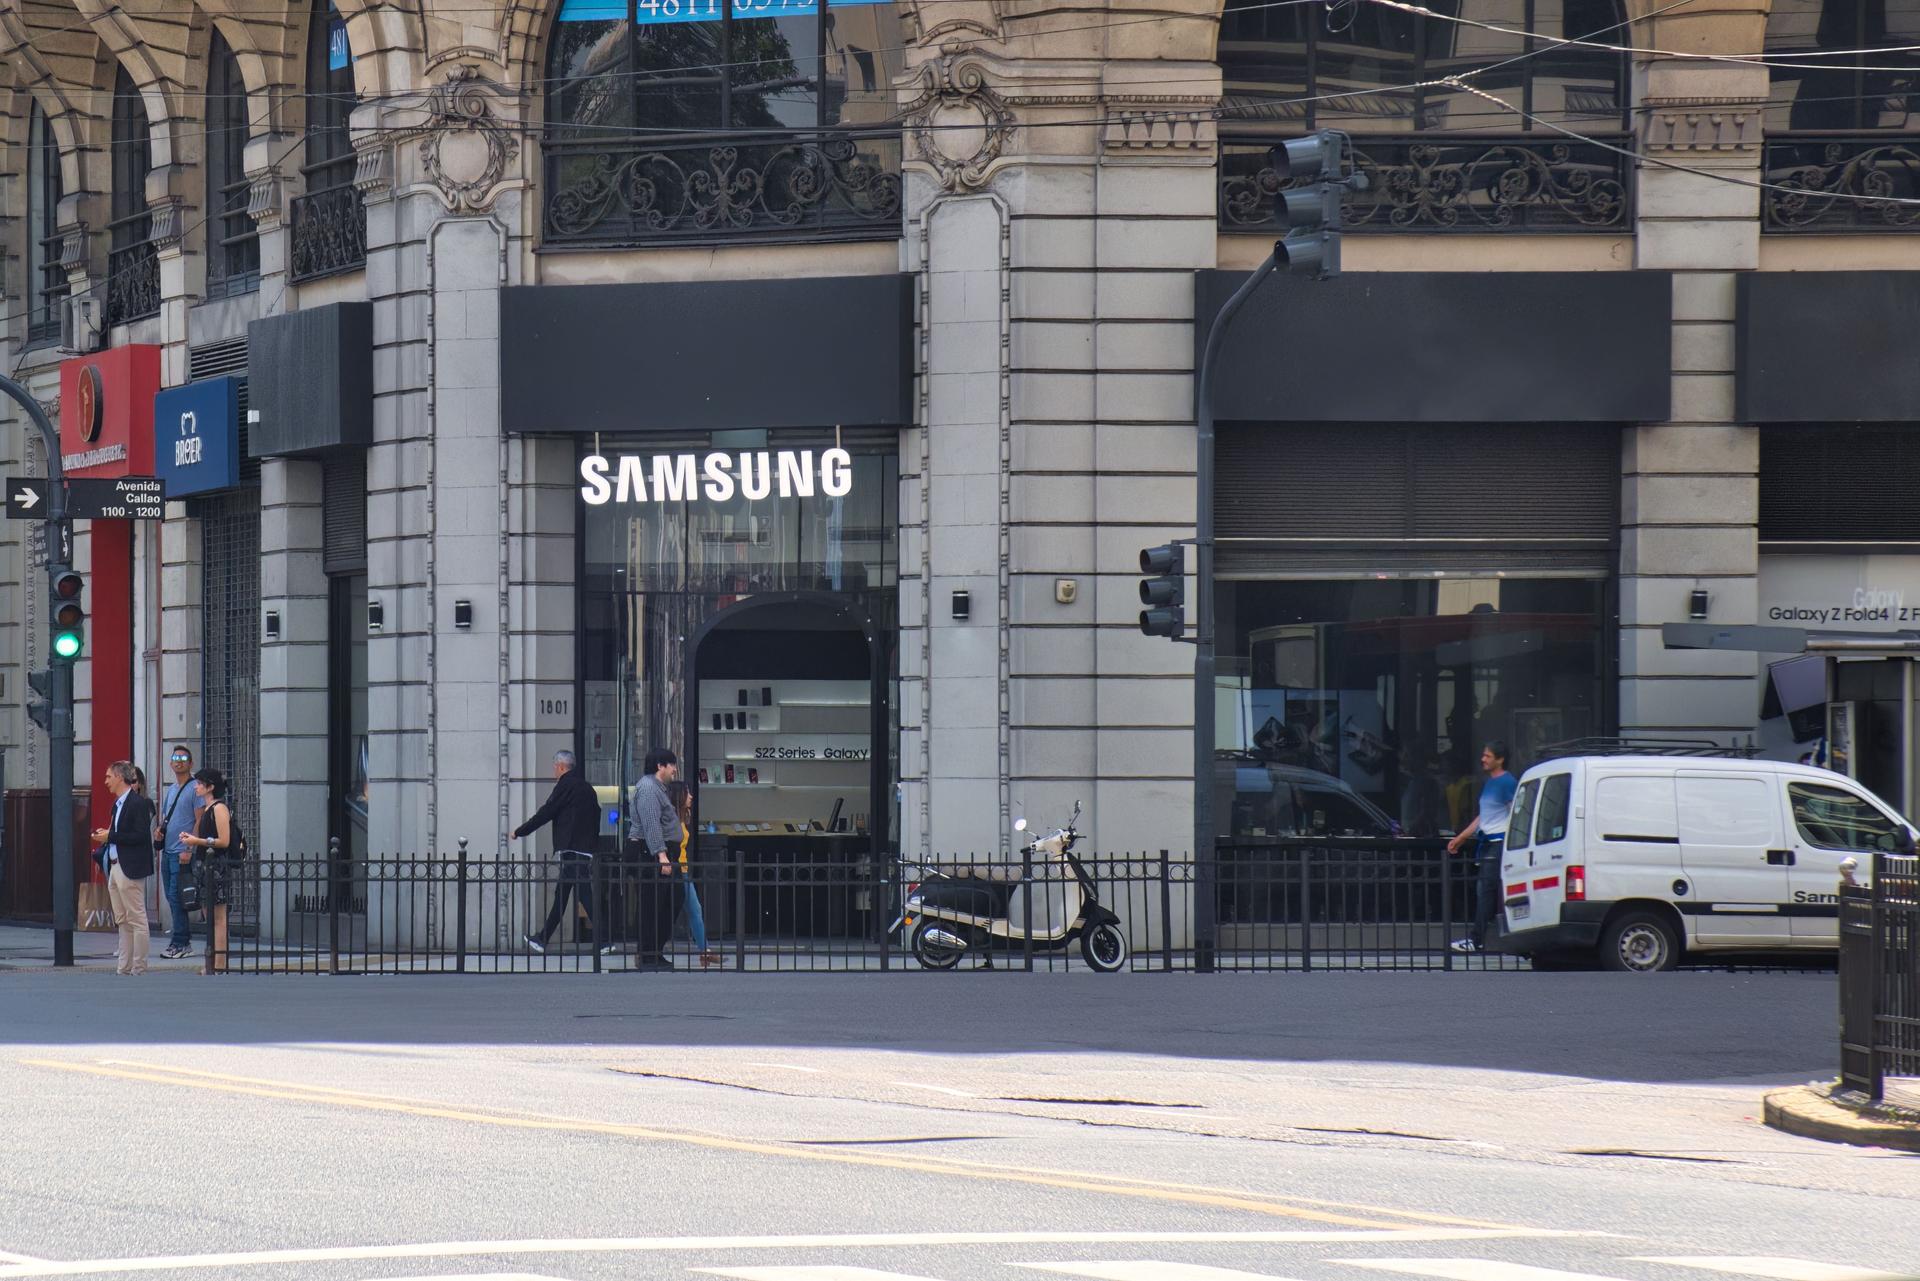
[290,0,365,279]
[1214,577,1608,841]
[106,66,159,326]
[26,101,65,345]
[206,30,260,296]
[579,434,898,851]
[542,0,904,246]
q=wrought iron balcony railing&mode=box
[543,129,903,249]
[1220,135,1632,234]
[290,183,367,281]
[1763,135,1920,233]
[104,212,160,328]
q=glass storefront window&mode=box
[1214,577,1608,841]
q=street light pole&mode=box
[1191,248,1279,975]
[0,371,74,967]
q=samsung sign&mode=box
[153,376,242,498]
[580,449,853,506]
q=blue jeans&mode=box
[161,849,191,948]
[1471,836,1505,947]
[680,877,708,953]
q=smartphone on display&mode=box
[725,764,735,783]
[748,768,759,784]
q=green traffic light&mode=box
[52,632,82,660]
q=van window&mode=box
[1677,776,1779,846]
[1789,782,1905,852]
[1594,775,1679,843]
[1534,773,1572,844]
[1507,779,1540,852]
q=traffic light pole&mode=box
[1192,247,1280,975]
[0,372,74,967]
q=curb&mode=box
[1763,1085,1920,1152]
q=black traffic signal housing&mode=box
[1269,130,1365,280]
[26,668,51,732]
[50,568,84,662]
[1139,544,1186,638]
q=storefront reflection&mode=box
[1215,577,1608,841]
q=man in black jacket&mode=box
[90,761,156,976]
[514,750,606,954]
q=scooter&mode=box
[900,802,1129,972]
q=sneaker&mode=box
[1449,938,1483,954]
[597,944,621,957]
[523,934,547,955]
[161,944,191,960]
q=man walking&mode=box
[628,749,683,969]
[514,750,606,954]
[1448,740,1517,955]
[90,761,156,976]
[154,745,201,959]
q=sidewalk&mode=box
[1765,1081,1920,1152]
[0,922,205,972]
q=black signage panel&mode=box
[68,476,165,519]
[5,478,47,519]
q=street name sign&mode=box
[4,476,165,520]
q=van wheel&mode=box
[1601,912,1680,973]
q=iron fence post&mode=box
[1442,845,1456,973]
[1869,847,1888,1101]
[877,855,892,973]
[591,853,603,975]
[1298,848,1313,973]
[1160,851,1174,972]
[456,837,469,974]
[1022,846,1034,972]
[328,836,343,977]
[734,849,747,972]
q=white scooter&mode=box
[901,803,1129,972]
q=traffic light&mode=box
[50,569,83,662]
[26,668,51,731]
[1138,544,1186,638]
[1269,130,1364,281]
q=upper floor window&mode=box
[542,0,904,249]
[1763,0,1920,231]
[26,102,65,345]
[107,66,160,325]
[207,29,261,296]
[1218,0,1632,233]
[290,0,366,280]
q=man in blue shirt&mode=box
[1448,740,1516,955]
[154,745,202,959]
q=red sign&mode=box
[59,346,160,478]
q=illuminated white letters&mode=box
[739,451,772,501]
[578,449,859,505]
[703,452,735,501]
[615,455,647,503]
[821,447,852,498]
[777,450,814,498]
[651,453,696,503]
[580,454,612,505]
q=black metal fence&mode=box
[1839,850,1920,1102]
[196,838,1522,975]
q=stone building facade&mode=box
[3,0,1920,905]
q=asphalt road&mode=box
[1,969,1915,1281]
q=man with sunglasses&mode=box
[154,745,202,959]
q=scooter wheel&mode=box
[911,921,966,971]
[1080,922,1128,973]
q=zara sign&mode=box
[579,448,854,506]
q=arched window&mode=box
[1218,0,1631,232]
[107,65,159,325]
[291,0,365,279]
[26,101,66,345]
[542,0,904,248]
[207,29,260,295]
[1763,0,1920,231]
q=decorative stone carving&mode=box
[354,141,394,198]
[1643,99,1761,153]
[1104,110,1215,152]
[149,199,186,249]
[903,49,1016,193]
[420,65,520,213]
[247,171,284,225]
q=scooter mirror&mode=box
[1013,818,1028,832]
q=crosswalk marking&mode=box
[1340,1261,1627,1281]
[1635,1258,1920,1281]
[696,1268,954,1281]
[1018,1262,1310,1281]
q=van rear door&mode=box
[1675,773,1791,946]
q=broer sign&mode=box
[580,449,854,506]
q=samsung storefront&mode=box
[502,275,910,880]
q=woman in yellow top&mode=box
[667,780,719,969]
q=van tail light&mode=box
[1566,866,1587,902]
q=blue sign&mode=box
[328,18,351,71]
[153,377,242,498]
[558,0,886,23]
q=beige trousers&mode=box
[107,864,149,975]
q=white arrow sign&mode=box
[13,486,39,510]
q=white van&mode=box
[1496,754,1916,972]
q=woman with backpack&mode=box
[181,767,242,971]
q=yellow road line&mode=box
[18,1058,1520,1233]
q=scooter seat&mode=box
[913,877,1014,919]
